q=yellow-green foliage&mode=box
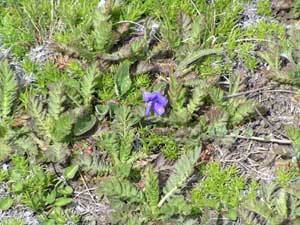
[0,60,18,123]
[191,163,247,219]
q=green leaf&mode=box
[50,114,73,142]
[159,147,201,207]
[177,48,223,72]
[54,197,73,207]
[97,178,144,204]
[0,142,13,162]
[57,185,73,195]
[81,63,100,107]
[41,219,56,225]
[0,60,18,122]
[115,60,132,97]
[0,197,14,210]
[144,166,159,207]
[74,114,97,136]
[0,124,7,138]
[48,81,65,121]
[45,191,57,204]
[63,164,79,180]
[12,182,23,194]
[159,195,191,219]
[286,126,300,155]
[113,162,132,178]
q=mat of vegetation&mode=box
[1,0,300,224]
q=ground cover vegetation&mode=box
[1,0,300,224]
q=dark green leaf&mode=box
[0,142,12,162]
[74,114,97,136]
[51,114,73,142]
[0,124,7,138]
[115,60,132,96]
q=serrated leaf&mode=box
[50,114,73,142]
[81,63,100,107]
[275,190,288,219]
[242,198,273,220]
[0,60,18,121]
[115,60,132,97]
[0,142,12,162]
[54,197,72,206]
[113,162,132,178]
[286,126,300,153]
[63,164,79,180]
[0,197,13,210]
[74,114,97,136]
[98,178,143,203]
[144,166,159,207]
[159,147,201,207]
[177,48,223,72]
[159,195,191,219]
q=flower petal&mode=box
[153,91,168,106]
[143,91,154,102]
[145,102,153,115]
[153,102,165,116]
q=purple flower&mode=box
[143,91,168,116]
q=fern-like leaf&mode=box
[93,6,113,53]
[177,48,223,72]
[159,147,201,207]
[98,178,144,204]
[15,136,38,158]
[48,81,65,121]
[228,99,255,126]
[186,81,207,115]
[187,77,219,115]
[50,113,73,143]
[0,60,18,122]
[119,129,135,162]
[113,105,139,133]
[237,207,262,225]
[242,198,273,221]
[144,166,159,208]
[29,97,50,139]
[159,195,191,219]
[45,143,70,163]
[81,63,100,107]
[100,132,119,162]
[72,152,111,176]
[168,75,186,111]
[0,141,13,162]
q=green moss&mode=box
[275,168,299,188]
[245,20,286,41]
[191,163,247,219]
[123,73,151,106]
[257,0,273,16]
[140,129,180,160]
[161,138,179,160]
[239,43,258,71]
[196,55,224,75]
